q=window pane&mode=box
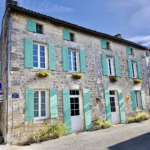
[75,110,79,115]
[40,51,45,57]
[68,51,71,55]
[72,52,76,57]
[41,110,46,117]
[71,110,74,116]
[33,56,38,62]
[75,104,79,109]
[75,98,79,103]
[40,57,45,63]
[33,44,38,50]
[34,111,39,117]
[109,91,115,95]
[41,91,46,117]
[70,98,74,103]
[34,62,38,67]
[76,91,79,95]
[71,104,74,109]
[40,46,44,51]
[33,50,38,56]
[40,63,45,68]
[34,91,39,117]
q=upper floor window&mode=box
[34,90,47,119]
[101,39,111,50]
[33,43,46,69]
[36,24,42,34]
[70,33,74,42]
[131,61,137,78]
[68,50,77,72]
[106,57,115,76]
[126,46,133,55]
[63,29,75,42]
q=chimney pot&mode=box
[115,34,122,39]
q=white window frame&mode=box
[34,90,48,120]
[33,43,47,69]
[109,91,116,112]
[107,57,115,76]
[135,91,141,109]
[131,61,137,78]
[68,50,78,72]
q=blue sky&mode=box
[1,0,150,47]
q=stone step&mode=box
[0,136,4,144]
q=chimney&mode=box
[115,34,122,39]
[6,0,18,8]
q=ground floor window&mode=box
[135,91,141,109]
[70,90,80,116]
[109,91,116,112]
[34,90,47,119]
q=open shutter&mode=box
[126,46,131,55]
[63,29,70,41]
[80,50,86,73]
[118,90,125,123]
[83,89,92,130]
[0,61,1,80]
[48,44,56,70]
[27,19,36,32]
[137,62,142,79]
[104,90,112,122]
[127,60,132,78]
[24,39,33,68]
[131,91,136,110]
[62,46,69,71]
[101,39,107,49]
[140,91,146,109]
[50,89,58,118]
[25,89,34,121]
[101,54,107,75]
[114,57,120,77]
[63,89,72,134]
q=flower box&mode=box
[72,73,83,80]
[109,77,119,82]
[96,97,100,104]
[36,71,50,77]
[134,79,142,84]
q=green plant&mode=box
[96,97,100,101]
[32,123,67,142]
[127,116,135,123]
[135,112,150,122]
[94,118,104,125]
[103,121,111,126]
[110,77,119,82]
[134,79,142,83]
[36,71,50,77]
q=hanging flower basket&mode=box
[110,76,119,82]
[36,71,50,77]
[96,97,100,104]
[134,79,142,84]
[72,73,83,80]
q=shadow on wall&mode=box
[108,132,150,150]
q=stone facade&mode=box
[0,4,150,144]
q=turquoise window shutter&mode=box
[63,89,72,134]
[140,91,146,109]
[137,62,142,79]
[114,57,120,77]
[101,54,107,75]
[130,91,136,110]
[24,39,33,68]
[83,89,92,130]
[127,60,132,78]
[126,46,131,55]
[104,90,112,123]
[118,90,125,124]
[101,39,107,49]
[27,19,36,32]
[63,29,70,41]
[62,46,69,71]
[80,50,86,73]
[48,44,56,70]
[0,61,1,80]
[50,89,58,118]
[25,89,34,121]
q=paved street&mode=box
[0,120,150,150]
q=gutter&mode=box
[6,7,11,143]
[8,5,149,50]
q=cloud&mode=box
[127,35,150,47]
[19,0,73,13]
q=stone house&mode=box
[0,0,150,144]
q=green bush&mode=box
[103,121,111,126]
[94,118,104,125]
[32,122,67,142]
[127,116,135,123]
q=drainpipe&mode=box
[6,6,11,143]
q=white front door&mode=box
[70,90,83,131]
[109,91,119,125]
[135,91,140,109]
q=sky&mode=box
[0,0,150,47]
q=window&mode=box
[36,24,42,34]
[33,44,46,69]
[34,90,47,119]
[68,50,77,72]
[107,57,114,76]
[131,48,133,55]
[109,91,116,112]
[70,90,80,116]
[70,33,74,42]
[106,42,111,50]
[131,61,137,78]
[135,91,141,109]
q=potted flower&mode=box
[134,79,142,84]
[110,76,119,82]
[93,118,104,130]
[72,73,83,79]
[102,121,111,129]
[96,97,100,104]
[36,71,50,77]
